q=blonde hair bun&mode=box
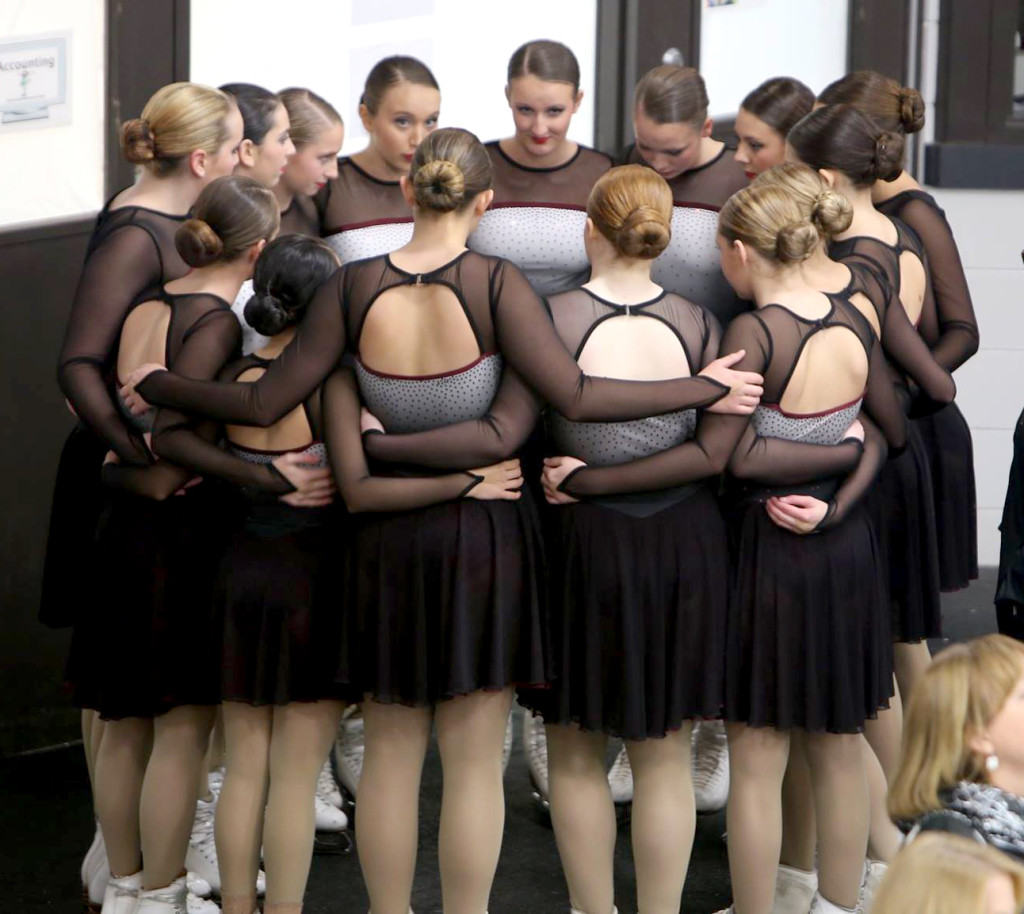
[811,189,853,237]
[413,159,466,212]
[618,205,671,259]
[774,220,819,264]
[176,218,224,268]
[121,118,157,164]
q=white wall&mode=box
[190,0,598,155]
[700,0,848,116]
[929,188,1024,567]
[0,0,106,228]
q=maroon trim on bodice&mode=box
[356,351,499,381]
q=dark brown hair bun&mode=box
[121,118,157,164]
[872,131,905,182]
[898,86,926,134]
[618,205,671,259]
[176,218,224,268]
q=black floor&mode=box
[3,570,999,914]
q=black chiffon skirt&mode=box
[218,500,348,706]
[64,484,228,720]
[724,499,891,734]
[865,422,942,642]
[913,403,978,591]
[519,486,728,740]
[337,495,549,707]
[40,425,108,629]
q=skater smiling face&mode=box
[278,88,345,197]
[504,40,583,167]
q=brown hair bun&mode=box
[175,218,224,268]
[898,86,926,134]
[775,221,819,264]
[121,118,157,164]
[811,189,853,237]
[618,205,671,259]
[413,159,466,212]
[872,130,905,182]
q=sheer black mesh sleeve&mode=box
[884,194,979,370]
[135,268,348,426]
[720,307,903,524]
[558,309,860,497]
[847,260,956,408]
[58,224,160,465]
[322,369,484,513]
[151,311,290,492]
[102,307,271,499]
[363,261,732,469]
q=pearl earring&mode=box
[986,754,1000,773]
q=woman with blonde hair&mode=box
[872,833,1024,914]
[890,634,1024,860]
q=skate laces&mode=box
[608,746,632,784]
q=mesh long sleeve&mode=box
[149,311,290,493]
[135,268,348,426]
[887,195,979,370]
[58,225,160,465]
[322,369,483,513]
[363,263,732,469]
[815,414,888,531]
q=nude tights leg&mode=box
[803,732,870,909]
[218,703,272,909]
[863,682,903,783]
[94,716,152,877]
[357,697,432,914]
[434,688,514,914]
[862,738,900,864]
[628,724,695,914]
[546,724,616,914]
[893,641,931,711]
[725,724,790,914]
[140,705,216,889]
[779,732,816,873]
[263,700,345,904]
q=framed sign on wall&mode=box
[0,32,70,130]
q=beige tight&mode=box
[140,705,217,889]
[93,706,214,888]
[892,641,931,711]
[356,688,513,914]
[546,722,695,914]
[728,725,869,913]
[217,699,344,911]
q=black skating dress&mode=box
[722,289,906,734]
[44,199,189,629]
[316,156,413,264]
[133,252,738,705]
[877,189,980,591]
[468,141,612,297]
[832,222,952,642]
[65,290,243,719]
[517,289,867,739]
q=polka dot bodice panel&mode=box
[751,400,863,446]
[469,206,590,297]
[325,221,414,266]
[549,408,697,468]
[228,441,327,468]
[355,353,504,434]
[651,206,738,322]
[231,279,271,356]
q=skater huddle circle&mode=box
[48,37,1021,914]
